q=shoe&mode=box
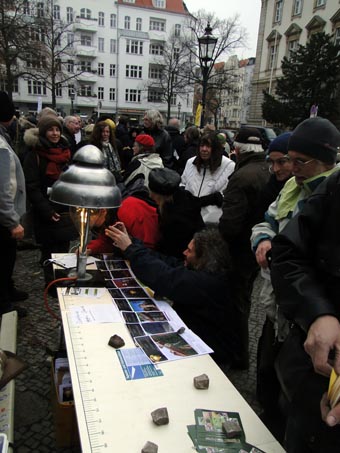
[10,288,29,302]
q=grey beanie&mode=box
[288,117,340,164]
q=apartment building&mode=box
[4,0,192,123]
[249,0,340,124]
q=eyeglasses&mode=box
[286,156,316,167]
[266,156,290,173]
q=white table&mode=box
[57,282,285,453]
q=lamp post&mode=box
[198,23,218,128]
[69,88,75,114]
[177,102,181,119]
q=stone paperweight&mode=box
[141,441,158,453]
[108,334,125,349]
[193,373,209,389]
[151,407,169,425]
[222,418,242,438]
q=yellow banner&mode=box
[195,103,202,127]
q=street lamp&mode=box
[198,23,218,128]
[177,102,181,119]
[69,88,75,114]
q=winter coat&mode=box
[142,126,173,168]
[123,153,163,189]
[123,241,240,364]
[181,155,235,224]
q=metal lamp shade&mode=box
[50,145,122,208]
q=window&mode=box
[150,19,166,31]
[274,0,283,23]
[79,85,92,96]
[149,43,164,55]
[55,58,61,71]
[110,39,117,53]
[98,37,104,52]
[98,87,104,100]
[153,0,165,7]
[110,64,116,77]
[288,39,298,58]
[136,18,142,31]
[67,7,73,23]
[0,78,18,93]
[53,5,60,20]
[126,65,142,78]
[55,35,61,46]
[26,57,46,69]
[268,44,278,69]
[124,16,131,30]
[110,14,117,28]
[68,85,75,97]
[335,27,340,47]
[27,80,47,95]
[125,89,141,102]
[175,24,181,37]
[123,0,135,3]
[80,8,91,19]
[81,35,92,46]
[80,61,92,72]
[36,2,44,17]
[109,88,116,101]
[67,60,74,73]
[149,65,163,79]
[148,88,163,102]
[126,40,143,55]
[315,0,326,6]
[98,63,104,76]
[67,33,74,48]
[98,12,104,26]
[56,84,62,97]
[23,1,31,15]
[293,0,302,15]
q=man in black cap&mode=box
[219,127,270,369]
[0,91,28,316]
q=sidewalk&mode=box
[12,247,266,452]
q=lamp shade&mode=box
[198,23,217,62]
[49,145,122,208]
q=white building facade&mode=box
[249,0,340,124]
[5,0,193,124]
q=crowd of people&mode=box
[2,89,340,452]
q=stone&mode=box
[151,407,169,425]
[108,334,125,349]
[141,441,158,453]
[193,373,209,389]
[222,418,242,438]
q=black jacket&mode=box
[124,242,240,363]
[142,126,174,168]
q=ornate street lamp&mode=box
[198,23,218,128]
[69,88,75,114]
[177,102,182,118]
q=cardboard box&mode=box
[50,359,80,448]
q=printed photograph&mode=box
[110,269,132,279]
[121,287,149,299]
[151,332,197,357]
[126,323,145,338]
[142,322,174,335]
[137,311,167,323]
[113,278,139,288]
[128,299,158,312]
[134,335,167,363]
[121,311,139,323]
[114,299,132,311]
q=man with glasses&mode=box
[251,116,340,444]
[63,116,80,157]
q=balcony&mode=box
[73,17,98,33]
[75,45,97,58]
[77,71,98,83]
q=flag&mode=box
[195,103,202,126]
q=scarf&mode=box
[36,146,71,180]
[101,142,121,174]
[276,167,339,220]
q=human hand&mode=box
[113,221,128,235]
[304,316,340,377]
[321,392,340,427]
[255,240,272,268]
[105,224,132,251]
[51,212,60,222]
[10,224,24,240]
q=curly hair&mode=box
[184,126,200,145]
[192,227,231,274]
[90,121,117,149]
[144,109,164,129]
[193,131,224,173]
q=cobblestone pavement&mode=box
[11,246,268,452]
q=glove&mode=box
[199,192,223,208]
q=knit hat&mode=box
[135,134,155,148]
[268,132,292,155]
[0,91,15,122]
[104,118,116,130]
[148,168,181,195]
[288,117,340,164]
[234,127,262,145]
[38,116,62,137]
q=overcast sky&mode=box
[183,0,261,59]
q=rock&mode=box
[151,407,169,425]
[193,373,209,389]
[222,418,242,438]
[108,334,125,349]
[141,440,158,453]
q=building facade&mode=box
[3,0,193,124]
[249,0,340,125]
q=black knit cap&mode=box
[0,91,15,122]
[234,127,262,145]
[148,168,181,195]
[288,117,340,164]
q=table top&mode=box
[57,282,285,453]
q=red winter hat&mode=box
[135,134,155,148]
